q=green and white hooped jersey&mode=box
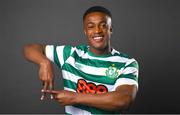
[45,44,139,114]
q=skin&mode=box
[84,12,112,55]
[23,44,54,100]
[23,11,137,112]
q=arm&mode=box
[43,84,137,111]
[23,43,47,65]
[23,43,54,99]
[75,84,137,111]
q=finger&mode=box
[40,82,48,100]
[40,94,45,100]
[41,89,60,100]
[41,89,60,94]
[44,81,49,90]
[40,82,45,100]
[49,80,54,99]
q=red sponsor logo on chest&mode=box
[76,79,108,94]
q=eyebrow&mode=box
[86,20,107,25]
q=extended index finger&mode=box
[40,81,48,100]
[42,89,60,94]
[49,79,54,99]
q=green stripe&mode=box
[62,63,117,85]
[54,46,61,68]
[119,73,138,81]
[118,52,132,59]
[88,50,112,57]
[63,45,72,62]
[75,44,88,51]
[65,112,71,115]
[64,79,77,90]
[71,51,126,68]
[75,44,130,58]
[126,61,139,69]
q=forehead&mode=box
[84,12,111,23]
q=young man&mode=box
[24,6,139,114]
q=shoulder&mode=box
[75,44,88,51]
[45,44,88,53]
[111,48,139,66]
[112,48,131,59]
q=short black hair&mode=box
[83,6,112,21]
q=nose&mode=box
[95,26,102,34]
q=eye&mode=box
[100,23,107,29]
[87,24,94,29]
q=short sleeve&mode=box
[113,59,139,90]
[45,45,73,68]
[45,45,54,62]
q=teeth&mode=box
[93,37,102,40]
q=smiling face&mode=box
[83,12,112,55]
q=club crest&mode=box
[105,64,119,79]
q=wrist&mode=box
[73,92,81,105]
[39,58,51,67]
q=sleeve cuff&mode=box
[45,45,54,62]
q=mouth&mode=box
[92,36,104,42]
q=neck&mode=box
[89,46,111,56]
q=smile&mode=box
[93,36,103,40]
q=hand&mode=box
[42,89,77,106]
[39,59,54,100]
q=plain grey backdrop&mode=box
[0,0,180,113]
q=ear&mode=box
[84,30,87,35]
[110,26,113,33]
[83,23,87,35]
